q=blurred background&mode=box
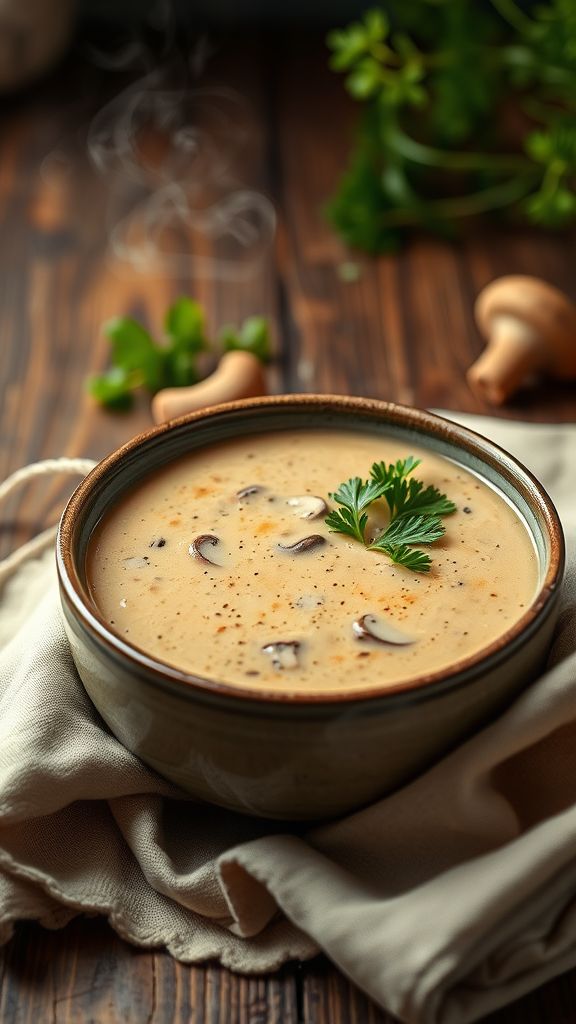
[0,0,575,546]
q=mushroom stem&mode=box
[151,351,267,424]
[467,315,543,405]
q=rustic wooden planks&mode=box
[0,40,278,558]
[303,959,398,1023]
[0,920,299,1023]
[1,28,576,1024]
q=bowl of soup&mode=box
[57,395,564,819]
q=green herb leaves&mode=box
[369,541,436,574]
[326,457,456,573]
[327,9,426,107]
[325,477,388,544]
[371,458,458,519]
[326,2,576,250]
[219,316,271,363]
[88,298,206,409]
[88,299,271,410]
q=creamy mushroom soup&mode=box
[87,430,539,695]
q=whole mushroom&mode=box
[467,275,576,405]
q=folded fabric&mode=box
[1,413,575,1024]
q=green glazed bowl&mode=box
[57,395,564,820]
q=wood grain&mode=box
[0,41,278,558]
[303,959,398,1023]
[1,28,576,1024]
[0,919,298,1024]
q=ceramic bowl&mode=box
[57,396,564,820]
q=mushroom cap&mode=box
[474,275,576,376]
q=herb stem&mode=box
[387,128,533,174]
[377,172,540,226]
[490,0,534,35]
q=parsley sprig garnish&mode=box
[325,457,456,573]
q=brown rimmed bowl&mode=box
[57,395,564,820]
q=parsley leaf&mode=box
[371,459,457,519]
[220,315,272,362]
[165,297,206,354]
[87,365,140,410]
[370,513,446,549]
[104,317,165,392]
[395,484,457,519]
[163,298,207,387]
[371,456,421,483]
[374,544,433,573]
[332,476,389,512]
[326,476,389,544]
[325,506,368,545]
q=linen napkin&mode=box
[1,412,576,1024]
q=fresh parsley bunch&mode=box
[327,1,576,251]
[88,299,271,409]
[326,456,456,572]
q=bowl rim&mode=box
[57,393,565,707]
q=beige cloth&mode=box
[1,413,576,1024]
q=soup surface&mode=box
[87,429,539,695]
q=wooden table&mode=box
[1,32,576,1024]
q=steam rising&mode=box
[86,68,276,280]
